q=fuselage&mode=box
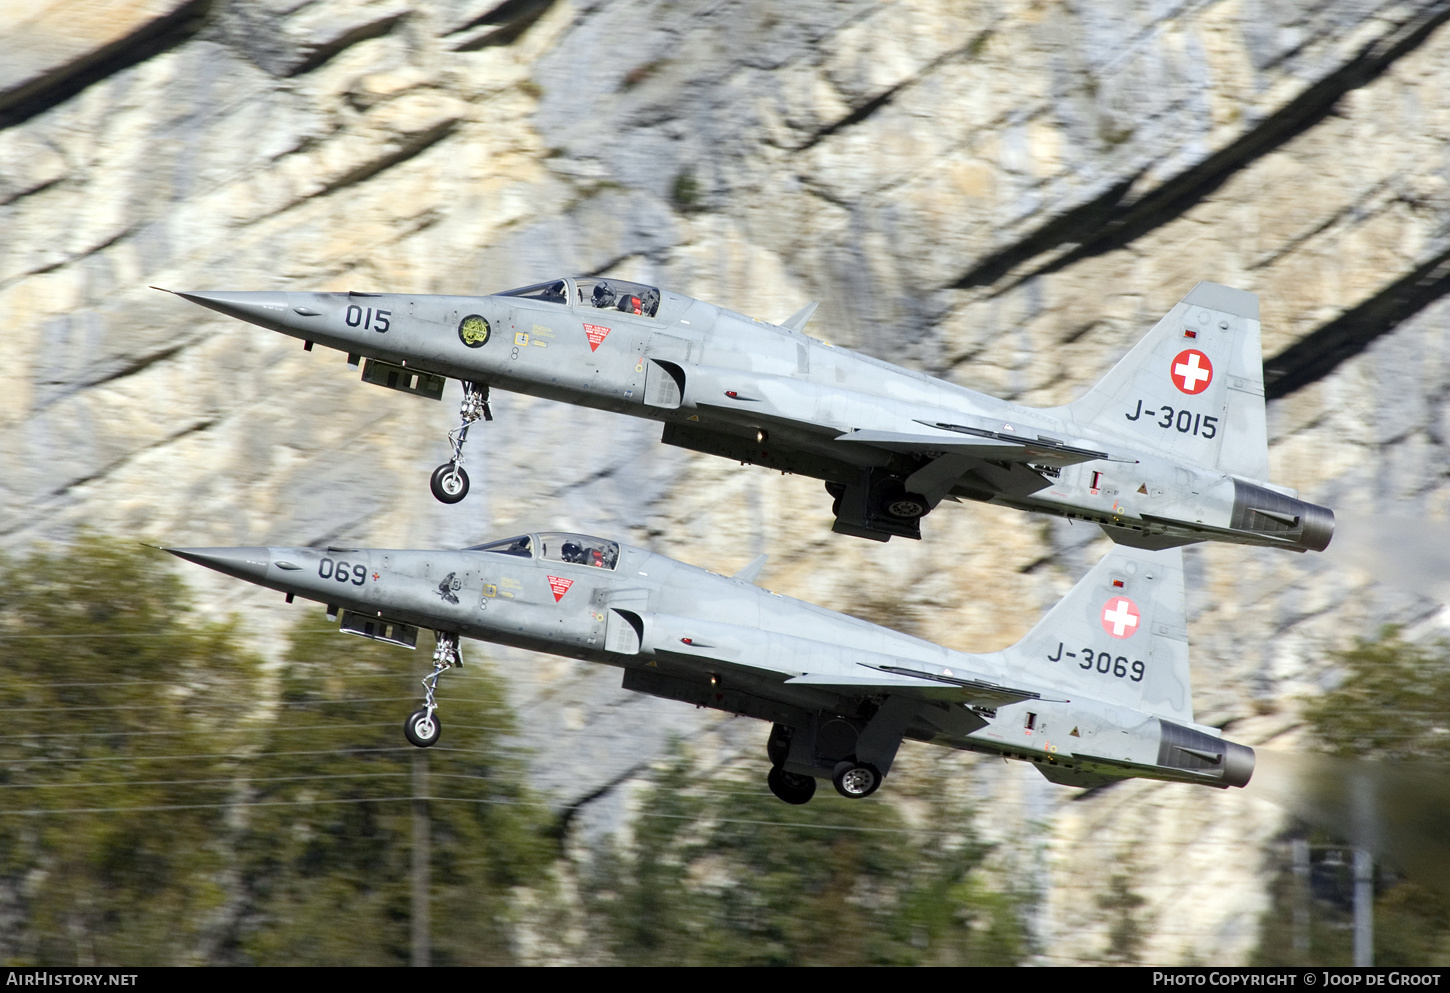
[174,278,1329,552]
[175,535,1251,789]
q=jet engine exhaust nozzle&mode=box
[1231,479,1335,553]
[1223,740,1256,789]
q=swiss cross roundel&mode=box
[1101,597,1141,639]
[1170,349,1213,395]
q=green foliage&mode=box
[1096,869,1148,963]
[235,625,555,965]
[0,537,555,966]
[1253,628,1450,966]
[583,747,1033,966]
[672,170,702,213]
[0,536,263,964]
[1303,627,1450,762]
[621,60,668,90]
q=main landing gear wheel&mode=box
[877,482,929,521]
[767,766,817,805]
[404,709,441,747]
[430,463,470,503]
[832,760,882,799]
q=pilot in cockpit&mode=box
[591,282,616,309]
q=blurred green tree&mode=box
[583,746,1033,966]
[0,538,555,966]
[0,536,261,964]
[235,623,555,966]
[1254,628,1450,966]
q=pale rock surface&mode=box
[3,0,1450,964]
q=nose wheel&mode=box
[405,632,462,748]
[432,382,490,504]
[430,463,470,503]
[404,708,441,747]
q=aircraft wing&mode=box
[787,665,1043,711]
[641,613,1043,710]
[839,424,1137,468]
[686,369,1135,467]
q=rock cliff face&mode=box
[4,0,1450,964]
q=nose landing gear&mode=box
[431,382,491,504]
[404,632,462,747]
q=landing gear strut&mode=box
[431,382,491,504]
[404,631,462,747]
[827,470,929,541]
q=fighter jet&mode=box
[161,278,1332,551]
[166,532,1253,802]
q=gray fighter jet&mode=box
[162,278,1331,552]
[167,534,1253,802]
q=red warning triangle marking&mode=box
[583,324,610,351]
[547,575,573,601]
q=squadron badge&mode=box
[458,314,491,348]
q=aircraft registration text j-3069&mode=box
[161,278,1334,552]
[1046,643,1147,683]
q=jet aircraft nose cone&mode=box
[164,547,273,584]
[166,290,294,330]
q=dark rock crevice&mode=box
[451,0,560,51]
[285,11,409,77]
[550,759,651,842]
[255,117,460,222]
[951,1,1450,292]
[37,417,218,507]
[794,29,995,154]
[31,339,194,416]
[1264,245,1450,400]
[0,0,213,132]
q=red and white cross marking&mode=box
[583,324,611,352]
[1100,596,1141,639]
[1170,348,1213,395]
[546,575,574,602]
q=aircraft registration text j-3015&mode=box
[166,534,1253,805]
[160,278,1333,553]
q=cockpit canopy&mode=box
[497,276,660,318]
[466,532,620,570]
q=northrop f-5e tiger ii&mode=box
[167,535,1253,802]
[163,278,1332,551]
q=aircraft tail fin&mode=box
[1056,282,1269,482]
[988,545,1194,723]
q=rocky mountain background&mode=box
[3,0,1450,965]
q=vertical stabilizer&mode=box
[988,545,1193,723]
[1056,282,1269,482]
